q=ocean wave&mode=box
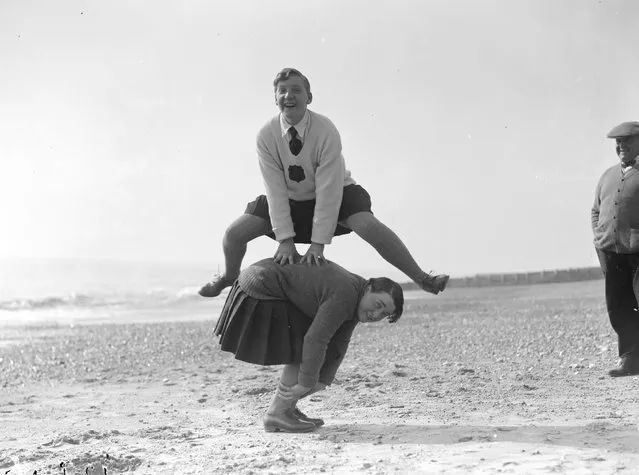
[0,287,215,312]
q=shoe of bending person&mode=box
[420,272,450,295]
[198,275,234,298]
[263,410,317,433]
[293,407,325,427]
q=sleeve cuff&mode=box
[273,227,296,242]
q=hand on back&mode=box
[274,239,301,265]
[300,242,326,266]
[275,240,327,266]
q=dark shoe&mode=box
[293,407,324,427]
[263,410,316,433]
[608,354,639,377]
[198,275,233,298]
[420,272,450,295]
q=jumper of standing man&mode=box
[199,67,449,298]
[592,121,639,377]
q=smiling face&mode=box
[616,135,639,164]
[275,75,312,126]
[357,288,397,323]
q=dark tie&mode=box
[288,127,302,156]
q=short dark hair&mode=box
[367,277,404,323]
[273,68,312,96]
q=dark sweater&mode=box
[238,259,367,387]
[592,164,639,253]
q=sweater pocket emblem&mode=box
[288,165,306,183]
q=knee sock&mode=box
[267,382,297,415]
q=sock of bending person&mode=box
[267,364,299,415]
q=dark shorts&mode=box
[244,184,372,244]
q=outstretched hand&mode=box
[300,242,326,266]
[274,239,300,266]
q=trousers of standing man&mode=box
[596,249,639,357]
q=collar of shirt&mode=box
[280,110,309,141]
[622,158,637,173]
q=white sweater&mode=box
[256,110,356,244]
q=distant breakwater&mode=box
[401,266,603,290]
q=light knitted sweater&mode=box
[238,259,367,387]
[256,110,356,244]
[592,163,639,253]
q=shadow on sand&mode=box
[319,422,639,454]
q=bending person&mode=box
[214,257,404,433]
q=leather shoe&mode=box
[198,275,233,298]
[608,354,639,377]
[293,407,324,427]
[263,410,316,433]
[420,273,450,295]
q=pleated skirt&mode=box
[214,281,311,365]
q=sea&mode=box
[0,258,227,327]
[0,258,425,328]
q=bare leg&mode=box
[345,212,427,283]
[199,214,271,297]
[279,364,300,386]
[223,214,272,279]
[344,212,448,293]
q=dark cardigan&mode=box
[592,164,639,253]
[238,259,367,387]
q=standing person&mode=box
[199,67,448,298]
[592,121,639,377]
[214,258,404,432]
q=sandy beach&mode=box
[2,280,639,474]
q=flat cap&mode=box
[607,121,639,138]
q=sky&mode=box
[1,0,638,280]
